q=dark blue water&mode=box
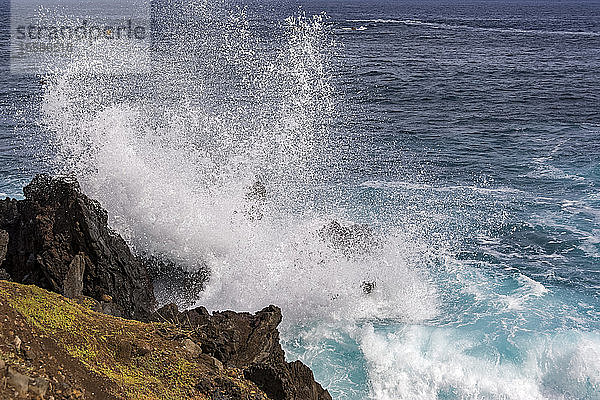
[1,1,599,399]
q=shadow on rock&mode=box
[141,254,208,310]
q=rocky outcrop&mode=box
[0,174,155,320]
[152,304,332,400]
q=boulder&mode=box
[0,175,155,320]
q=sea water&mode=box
[1,1,599,399]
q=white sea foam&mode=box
[361,180,523,196]
[346,19,600,37]
[358,325,600,400]
[340,26,367,32]
[500,274,549,311]
[40,3,438,327]
[525,165,586,182]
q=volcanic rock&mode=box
[0,174,155,320]
[151,303,332,400]
[0,176,332,399]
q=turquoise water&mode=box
[1,1,599,398]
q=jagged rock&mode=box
[188,305,285,367]
[245,360,330,400]
[319,220,378,256]
[0,177,331,399]
[151,304,332,400]
[0,174,155,320]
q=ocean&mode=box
[1,0,599,398]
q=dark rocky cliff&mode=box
[153,304,332,400]
[0,174,155,320]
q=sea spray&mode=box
[40,0,438,321]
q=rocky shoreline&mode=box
[0,175,331,400]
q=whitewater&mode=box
[2,0,599,399]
